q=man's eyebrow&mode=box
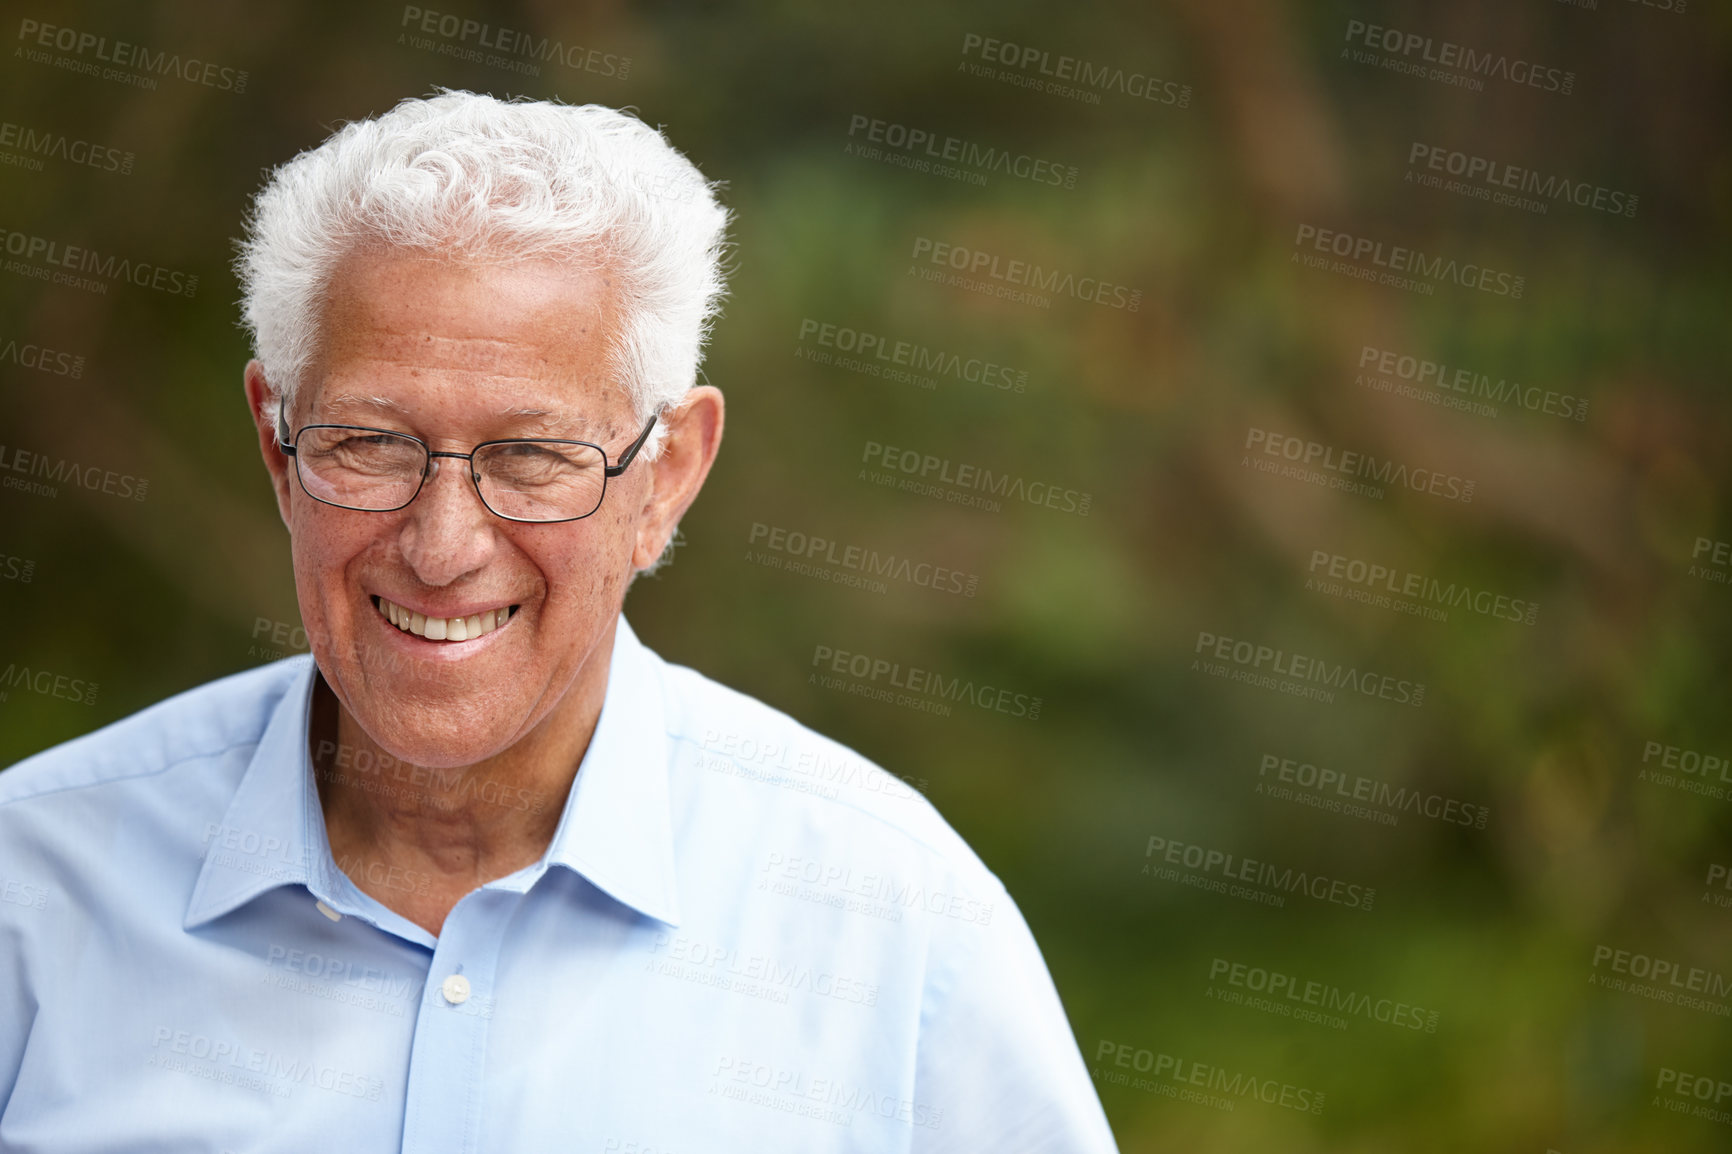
[495,407,595,429]
[319,397,592,429]
[321,392,409,415]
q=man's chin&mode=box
[351,714,524,772]
[327,680,533,771]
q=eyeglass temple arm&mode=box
[274,409,297,456]
[605,413,658,477]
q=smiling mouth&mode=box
[373,595,520,643]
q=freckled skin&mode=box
[244,251,724,933]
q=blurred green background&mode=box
[2,0,1730,1149]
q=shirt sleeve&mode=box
[911,882,1119,1153]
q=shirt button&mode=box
[441,974,471,1006]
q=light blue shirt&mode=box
[0,618,1116,1152]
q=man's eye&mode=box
[496,443,561,461]
[493,443,597,469]
[310,434,423,472]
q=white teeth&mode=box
[376,597,512,644]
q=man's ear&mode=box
[632,386,724,571]
[244,360,295,528]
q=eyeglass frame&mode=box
[274,409,660,523]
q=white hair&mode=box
[235,90,730,452]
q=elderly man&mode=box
[0,92,1115,1151]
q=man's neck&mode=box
[309,648,612,936]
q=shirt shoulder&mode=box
[0,656,310,809]
[652,652,1000,889]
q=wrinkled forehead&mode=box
[321,248,619,347]
[302,249,631,432]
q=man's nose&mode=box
[397,455,498,586]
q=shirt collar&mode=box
[185,615,680,930]
[183,655,323,929]
[540,616,680,926]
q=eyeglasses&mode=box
[275,412,658,523]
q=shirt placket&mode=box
[399,885,519,1154]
